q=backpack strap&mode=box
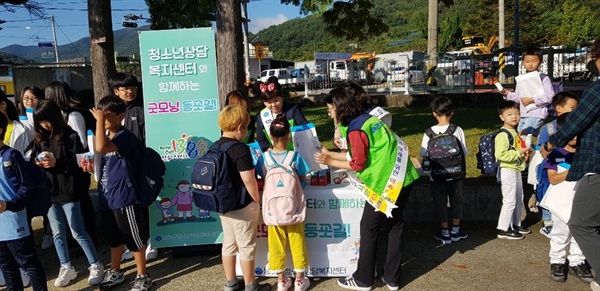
[425,128,435,138]
[445,124,457,135]
[498,128,515,150]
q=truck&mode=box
[328,52,377,84]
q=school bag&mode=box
[476,128,514,175]
[262,150,306,226]
[535,159,550,202]
[424,124,466,182]
[191,141,246,214]
[136,147,166,206]
[0,147,52,217]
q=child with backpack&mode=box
[30,99,103,287]
[494,101,531,240]
[0,113,48,291]
[256,113,311,291]
[419,97,468,245]
[90,96,151,291]
[543,113,594,284]
[530,92,579,238]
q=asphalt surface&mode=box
[1,218,594,291]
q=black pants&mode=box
[431,180,464,223]
[353,184,413,286]
[568,174,600,284]
[0,235,47,291]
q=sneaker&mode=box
[294,277,310,291]
[512,225,531,234]
[497,229,524,240]
[122,247,134,261]
[88,263,104,285]
[54,266,77,287]
[550,263,567,282]
[130,274,152,291]
[539,226,552,238]
[569,264,595,284]
[277,277,292,291]
[450,230,469,242]
[434,231,451,245]
[337,276,372,291]
[99,269,126,290]
[223,279,241,291]
[20,268,30,287]
[41,234,54,250]
[146,239,158,261]
[380,277,399,291]
[591,281,600,291]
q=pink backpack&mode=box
[262,151,306,226]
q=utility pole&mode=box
[241,0,251,84]
[427,0,438,67]
[50,15,59,63]
[499,0,505,82]
[514,0,519,69]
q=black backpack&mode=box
[136,147,166,206]
[191,141,246,214]
[424,124,466,182]
[1,147,52,217]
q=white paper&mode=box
[515,71,544,99]
[291,123,328,171]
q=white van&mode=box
[259,69,291,84]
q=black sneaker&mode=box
[99,269,126,290]
[512,225,531,234]
[450,229,468,242]
[337,276,372,291]
[550,263,567,282]
[434,231,451,245]
[569,264,595,284]
[497,229,524,240]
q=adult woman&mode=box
[226,90,256,143]
[314,86,419,291]
[540,38,600,291]
[20,86,44,132]
[255,78,308,151]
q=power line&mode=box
[55,21,85,59]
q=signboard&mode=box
[314,52,353,60]
[41,51,54,59]
[139,28,222,248]
[38,41,53,48]
[255,44,265,60]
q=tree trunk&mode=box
[87,0,116,105]
[216,0,244,107]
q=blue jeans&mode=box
[518,117,544,135]
[47,202,98,265]
[0,235,48,291]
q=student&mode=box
[494,100,531,240]
[500,47,555,134]
[419,96,468,245]
[226,90,256,144]
[256,113,311,291]
[544,113,594,284]
[255,78,308,151]
[30,99,103,287]
[216,105,261,291]
[91,96,152,291]
[533,92,579,238]
[108,72,157,261]
[19,86,44,132]
[314,86,419,291]
[0,93,30,154]
[0,113,48,291]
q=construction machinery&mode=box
[460,36,498,55]
[329,51,377,84]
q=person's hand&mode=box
[540,142,553,159]
[314,152,331,166]
[518,147,529,155]
[0,200,7,213]
[520,97,534,106]
[89,108,105,121]
[333,138,343,149]
[320,146,331,155]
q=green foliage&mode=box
[145,0,215,29]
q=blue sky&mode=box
[0,0,303,48]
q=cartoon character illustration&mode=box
[155,198,175,224]
[171,180,196,221]
[353,238,360,256]
[197,207,211,219]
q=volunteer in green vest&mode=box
[314,86,419,291]
[255,77,308,151]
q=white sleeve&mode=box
[67,111,87,149]
[454,126,469,157]
[420,132,429,157]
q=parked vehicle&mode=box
[387,66,425,83]
[259,68,291,84]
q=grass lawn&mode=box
[298,105,502,178]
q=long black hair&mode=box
[0,93,20,121]
[328,87,362,126]
[33,99,68,144]
[269,113,290,139]
[45,81,80,112]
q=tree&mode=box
[0,1,44,31]
[216,0,244,106]
[145,0,215,30]
[87,0,116,104]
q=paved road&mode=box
[2,219,592,291]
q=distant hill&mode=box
[0,52,35,64]
[0,26,151,63]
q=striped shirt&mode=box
[549,80,600,181]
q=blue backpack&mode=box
[136,147,166,206]
[191,141,246,214]
[476,128,514,175]
[535,159,550,202]
[0,147,52,217]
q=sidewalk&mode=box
[7,220,592,291]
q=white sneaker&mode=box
[277,277,292,291]
[294,277,310,291]
[20,269,30,287]
[41,234,54,250]
[145,239,158,260]
[591,280,600,291]
[121,247,134,261]
[87,263,104,285]
[54,266,77,287]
